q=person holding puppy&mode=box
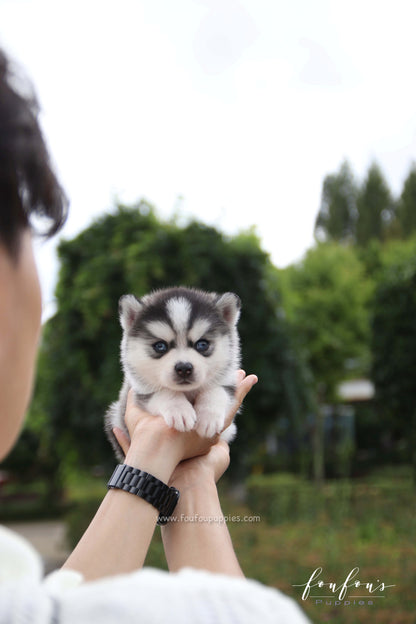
[0,48,310,623]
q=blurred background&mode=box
[1,1,415,622]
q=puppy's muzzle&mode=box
[174,361,194,382]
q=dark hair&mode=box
[0,48,68,258]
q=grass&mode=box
[143,468,416,624]
[225,507,414,623]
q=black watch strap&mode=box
[107,463,180,525]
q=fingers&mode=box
[122,389,162,443]
[216,438,231,454]
[113,426,131,455]
[235,371,258,404]
[223,370,258,429]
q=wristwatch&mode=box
[107,463,180,525]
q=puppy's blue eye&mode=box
[153,341,168,354]
[195,339,210,353]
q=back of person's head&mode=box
[0,48,68,258]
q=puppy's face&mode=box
[119,289,240,392]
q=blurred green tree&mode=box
[279,243,373,481]
[315,160,398,248]
[314,160,358,244]
[395,164,416,239]
[356,162,395,246]
[22,201,308,480]
[371,248,416,482]
[279,244,372,392]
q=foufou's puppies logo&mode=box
[293,567,395,602]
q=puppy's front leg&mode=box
[147,389,197,432]
[194,386,234,438]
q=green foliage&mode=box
[9,159,415,487]
[357,235,416,291]
[371,250,416,475]
[0,478,67,522]
[276,234,416,480]
[315,160,358,244]
[278,244,373,482]
[379,234,416,270]
[315,160,416,250]
[28,201,308,476]
[356,162,394,246]
[396,164,416,238]
[246,469,414,526]
[279,243,372,398]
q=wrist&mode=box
[171,473,218,508]
[168,443,230,490]
[169,466,216,491]
[125,425,181,483]
[162,479,220,528]
[107,464,180,526]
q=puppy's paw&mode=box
[162,401,197,432]
[195,408,225,438]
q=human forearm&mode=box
[161,478,244,577]
[62,487,158,581]
[62,428,179,581]
[161,375,258,577]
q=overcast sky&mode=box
[1,0,416,317]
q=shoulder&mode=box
[0,525,42,583]
[56,567,311,623]
[0,531,310,624]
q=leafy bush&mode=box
[0,479,67,522]
[246,471,414,526]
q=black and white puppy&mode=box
[105,287,241,460]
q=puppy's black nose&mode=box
[175,361,193,378]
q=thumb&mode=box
[113,426,131,456]
[224,371,258,429]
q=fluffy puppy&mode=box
[105,287,241,460]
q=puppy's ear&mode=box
[216,292,241,326]
[119,294,142,331]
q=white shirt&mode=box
[0,525,310,623]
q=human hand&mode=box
[167,370,258,488]
[113,370,257,483]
